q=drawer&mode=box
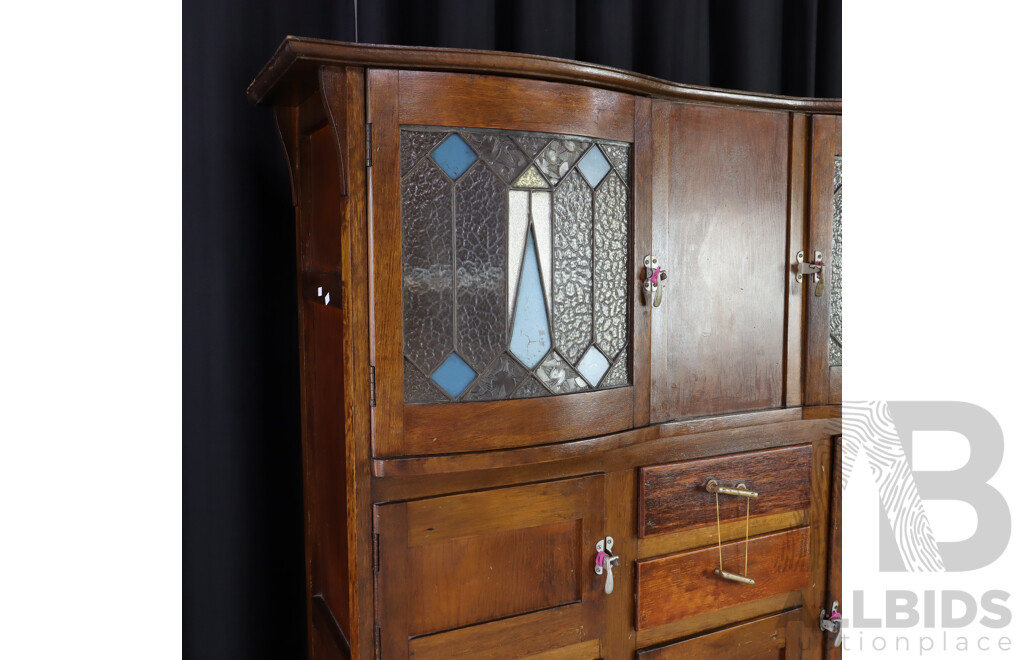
[636,609,803,660]
[636,527,809,630]
[639,445,812,538]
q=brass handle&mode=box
[705,479,759,498]
[715,568,755,585]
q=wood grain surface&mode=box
[636,527,810,629]
[650,102,790,421]
[640,444,812,537]
[637,609,802,660]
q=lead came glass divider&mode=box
[400,126,632,403]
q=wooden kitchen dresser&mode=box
[248,37,843,660]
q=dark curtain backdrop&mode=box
[183,1,840,657]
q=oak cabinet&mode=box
[249,38,842,660]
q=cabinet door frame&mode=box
[367,69,650,458]
[373,476,607,659]
[806,115,842,405]
[649,100,792,421]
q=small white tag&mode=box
[324,292,331,306]
[317,286,323,297]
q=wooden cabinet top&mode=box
[247,36,842,113]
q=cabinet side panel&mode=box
[305,125,351,640]
[651,104,789,421]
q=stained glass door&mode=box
[368,69,649,457]
[806,115,842,405]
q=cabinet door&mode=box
[649,101,791,422]
[806,116,842,405]
[374,476,606,660]
[368,69,650,457]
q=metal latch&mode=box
[820,601,843,647]
[594,536,620,595]
[643,255,667,307]
[795,250,823,283]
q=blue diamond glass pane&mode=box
[576,346,610,387]
[577,146,611,188]
[430,134,478,180]
[430,353,477,398]
[509,231,551,369]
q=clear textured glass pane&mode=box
[462,133,531,184]
[455,162,506,372]
[577,145,612,187]
[830,156,843,367]
[514,165,549,189]
[401,130,445,177]
[535,138,589,184]
[601,347,629,387]
[431,352,477,398]
[511,376,551,399]
[576,345,610,387]
[404,358,448,403]
[509,231,552,369]
[594,172,629,358]
[601,144,630,182]
[431,133,478,180]
[465,353,528,401]
[535,351,588,394]
[553,170,593,364]
[402,160,454,376]
[507,190,530,326]
[513,135,551,159]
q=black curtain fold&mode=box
[353,0,840,96]
[183,1,840,657]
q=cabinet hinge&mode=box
[373,625,382,660]
[365,123,372,167]
[369,365,377,408]
[372,532,380,573]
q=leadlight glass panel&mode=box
[400,126,632,403]
[829,156,842,367]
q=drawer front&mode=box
[636,609,802,660]
[640,444,812,538]
[636,527,809,630]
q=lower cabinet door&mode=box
[636,609,804,660]
[374,476,606,660]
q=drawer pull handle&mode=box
[710,480,757,585]
[714,568,755,585]
[705,480,758,498]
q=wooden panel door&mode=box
[374,477,606,659]
[806,115,842,405]
[650,101,791,422]
[368,69,652,457]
